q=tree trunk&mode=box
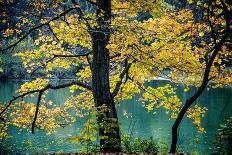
[169,29,230,153]
[170,85,207,153]
[91,0,121,152]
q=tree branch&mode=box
[31,51,92,76]
[31,91,43,134]
[48,24,59,41]
[1,7,77,53]
[110,53,121,59]
[86,55,92,71]
[53,52,91,57]
[0,80,92,117]
[111,59,134,98]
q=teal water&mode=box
[0,80,232,154]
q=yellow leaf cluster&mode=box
[187,105,208,132]
[18,78,49,95]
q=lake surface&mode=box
[0,80,232,154]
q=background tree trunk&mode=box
[169,29,230,153]
[91,0,121,152]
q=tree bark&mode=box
[91,0,121,152]
[169,30,230,154]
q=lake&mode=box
[0,80,231,154]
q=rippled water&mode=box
[0,80,231,154]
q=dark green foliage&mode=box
[122,134,159,154]
[213,117,232,154]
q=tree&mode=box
[0,0,231,153]
[0,0,168,152]
[169,0,232,153]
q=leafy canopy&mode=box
[0,0,231,141]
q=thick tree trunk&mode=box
[91,0,121,152]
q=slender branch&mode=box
[1,7,77,53]
[48,24,59,41]
[53,52,91,57]
[31,52,92,76]
[129,76,152,96]
[0,92,39,116]
[30,57,55,76]
[86,55,92,71]
[110,53,121,59]
[31,91,43,134]
[112,59,134,98]
[0,80,92,117]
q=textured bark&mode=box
[91,0,121,152]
